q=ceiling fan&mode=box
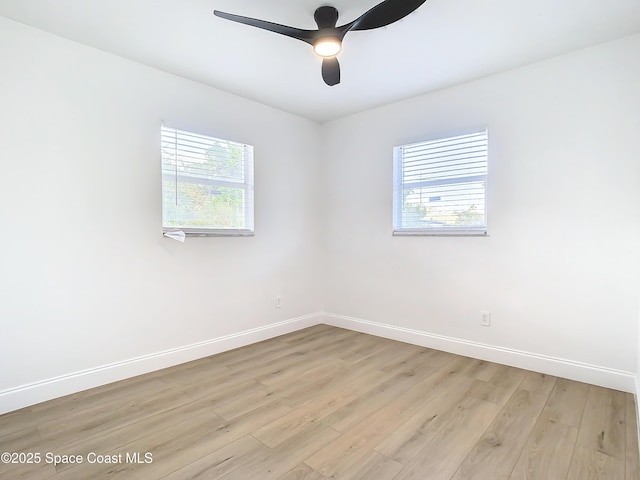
[214,0,427,86]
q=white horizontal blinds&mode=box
[394,130,488,233]
[161,125,254,233]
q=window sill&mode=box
[393,229,488,237]
[163,229,254,238]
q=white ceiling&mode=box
[1,0,639,122]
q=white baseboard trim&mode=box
[0,313,321,415]
[321,312,636,393]
[2,311,636,415]
[635,378,640,453]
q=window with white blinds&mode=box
[161,125,254,236]
[393,129,488,235]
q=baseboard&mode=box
[635,378,640,455]
[0,313,321,415]
[321,312,636,393]
[2,311,636,415]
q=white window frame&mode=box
[393,128,488,236]
[161,124,254,237]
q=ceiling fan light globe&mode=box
[314,39,342,57]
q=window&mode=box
[161,125,254,236]
[393,129,488,235]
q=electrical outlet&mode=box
[275,296,282,308]
[481,311,491,326]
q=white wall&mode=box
[0,17,323,411]
[321,34,640,385]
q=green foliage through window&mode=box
[161,125,254,234]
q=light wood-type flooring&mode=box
[1,324,639,479]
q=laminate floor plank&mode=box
[466,366,527,406]
[450,388,550,480]
[465,359,508,382]
[264,357,346,392]
[158,434,267,479]
[0,325,637,480]
[36,384,193,441]
[374,372,477,464]
[255,340,368,387]
[53,398,291,479]
[305,355,474,477]
[0,425,41,452]
[337,333,396,363]
[0,462,57,480]
[253,367,388,447]
[508,418,578,479]
[49,406,228,477]
[576,385,626,459]
[566,445,625,480]
[539,377,589,428]
[626,394,640,480]
[43,396,231,464]
[322,351,455,433]
[223,332,362,389]
[210,326,336,370]
[278,324,343,346]
[220,422,340,480]
[149,358,231,383]
[505,374,577,480]
[349,340,425,372]
[30,375,170,418]
[223,349,328,383]
[277,361,373,409]
[392,397,502,480]
[0,407,35,437]
[180,377,265,403]
[208,338,293,367]
[518,371,557,397]
[277,463,325,480]
[377,345,435,374]
[0,418,54,480]
[213,383,283,421]
[338,450,403,480]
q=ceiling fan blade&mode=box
[341,0,427,32]
[214,10,315,44]
[321,57,340,86]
